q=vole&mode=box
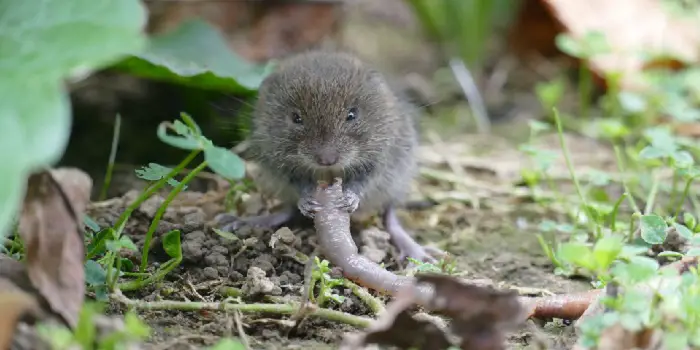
[216,50,438,263]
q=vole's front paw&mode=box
[336,190,360,213]
[298,196,322,219]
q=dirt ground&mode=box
[67,1,620,348]
[83,128,616,349]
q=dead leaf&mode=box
[542,0,700,91]
[18,168,93,328]
[415,274,525,350]
[0,292,40,350]
[340,287,451,350]
[146,0,342,62]
[341,274,527,350]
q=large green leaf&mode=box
[0,0,147,238]
[116,19,273,93]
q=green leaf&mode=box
[686,248,700,257]
[116,19,273,93]
[83,215,101,232]
[673,223,693,239]
[162,230,182,260]
[204,145,246,180]
[157,121,201,150]
[84,260,107,286]
[671,150,694,168]
[135,163,174,181]
[119,236,138,252]
[124,312,151,339]
[0,0,147,239]
[213,228,239,242]
[209,338,246,350]
[555,33,582,57]
[617,92,647,113]
[639,214,668,244]
[558,242,596,271]
[639,146,668,160]
[593,236,623,270]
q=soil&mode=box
[64,1,617,349]
[82,129,614,350]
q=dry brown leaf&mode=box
[146,0,342,62]
[0,291,40,350]
[18,168,93,328]
[341,274,526,350]
[542,0,700,91]
[507,0,568,59]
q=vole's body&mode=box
[219,50,435,263]
[250,51,418,216]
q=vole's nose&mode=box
[315,149,339,166]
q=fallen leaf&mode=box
[18,168,93,328]
[341,274,527,350]
[0,291,40,350]
[542,0,700,91]
[416,274,525,350]
[146,0,342,63]
[340,288,451,350]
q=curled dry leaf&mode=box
[542,0,700,91]
[18,168,93,328]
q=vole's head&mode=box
[251,51,400,175]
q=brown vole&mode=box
[216,50,437,263]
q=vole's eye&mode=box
[346,107,358,122]
[292,112,303,124]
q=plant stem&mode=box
[644,172,660,215]
[613,145,641,214]
[552,108,596,234]
[579,62,592,118]
[112,292,372,328]
[343,280,385,315]
[610,193,626,232]
[139,160,208,274]
[121,258,181,291]
[99,114,121,201]
[675,176,698,218]
[113,149,201,236]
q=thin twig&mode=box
[449,58,490,134]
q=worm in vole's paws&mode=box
[298,190,359,218]
[298,196,323,219]
[338,190,360,213]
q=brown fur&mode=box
[247,50,419,215]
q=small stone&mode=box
[203,267,219,279]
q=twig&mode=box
[112,291,371,328]
[449,58,490,134]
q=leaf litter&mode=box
[0,168,93,347]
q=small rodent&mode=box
[217,50,438,263]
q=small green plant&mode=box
[36,302,150,350]
[83,113,246,294]
[308,257,346,307]
[407,256,460,276]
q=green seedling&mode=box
[309,257,346,307]
[36,302,150,350]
